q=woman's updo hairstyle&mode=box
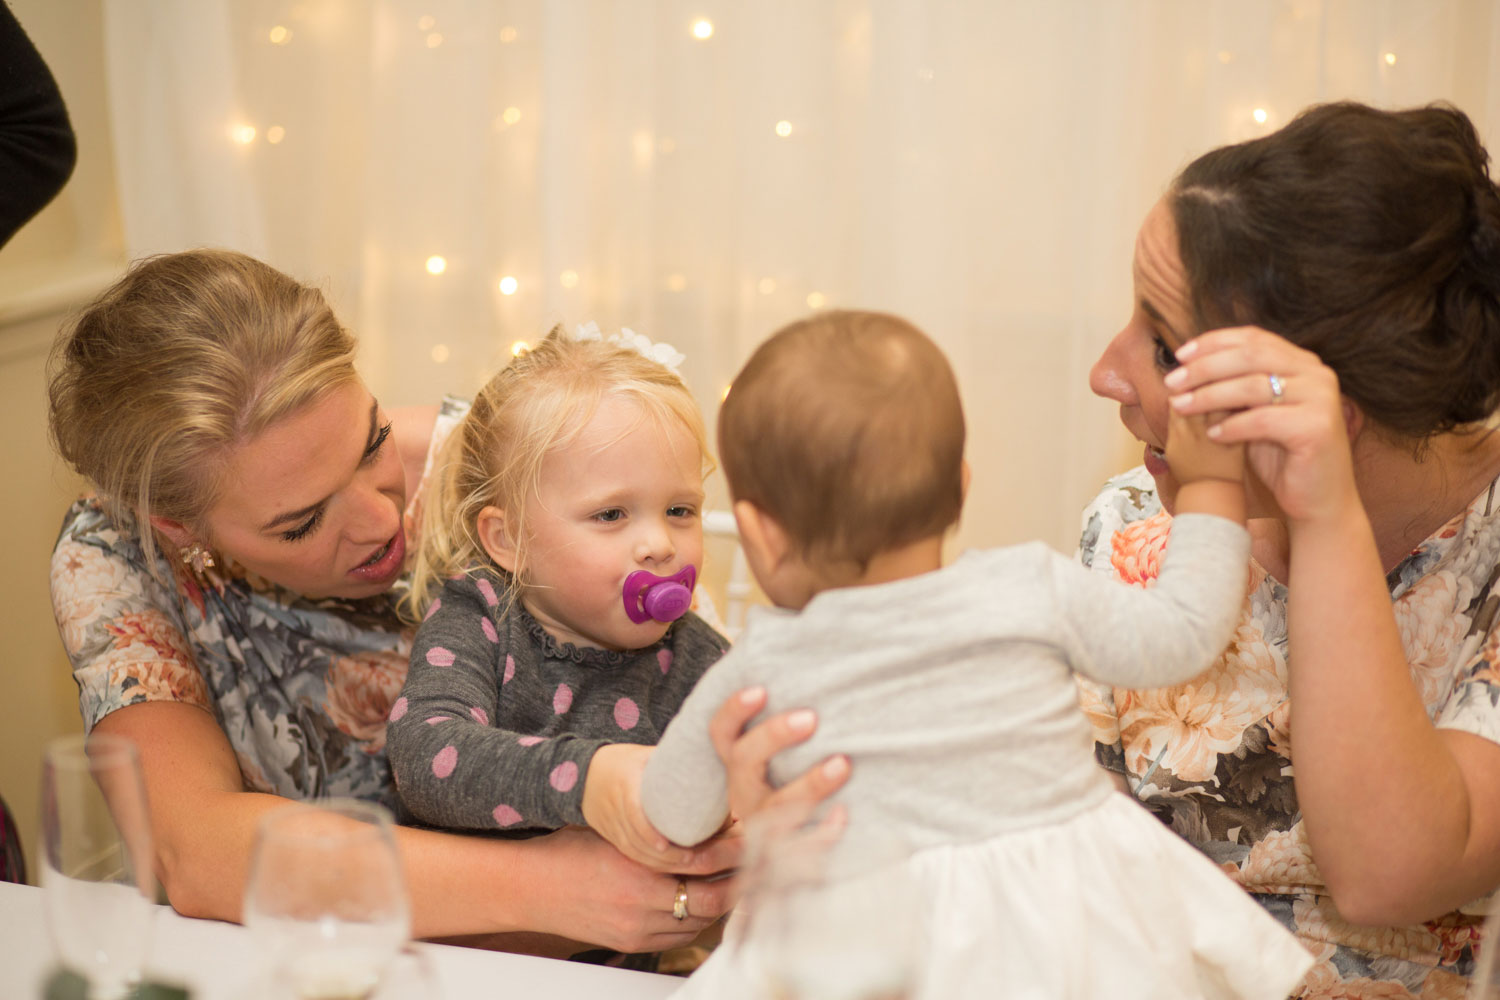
[1170,101,1500,440]
[48,249,358,565]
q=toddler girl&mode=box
[387,326,727,868]
[639,311,1314,999]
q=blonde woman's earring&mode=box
[180,542,222,589]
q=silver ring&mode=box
[1267,372,1285,405]
[673,879,689,921]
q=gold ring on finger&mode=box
[673,879,689,921]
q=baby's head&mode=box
[719,311,965,601]
[412,326,711,650]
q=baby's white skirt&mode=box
[671,792,1313,999]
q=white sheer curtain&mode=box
[102,0,1500,552]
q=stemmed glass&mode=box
[734,806,925,1000]
[38,733,156,1000]
[242,799,411,1000]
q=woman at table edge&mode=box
[44,249,848,958]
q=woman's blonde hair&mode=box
[47,249,359,571]
[406,326,711,618]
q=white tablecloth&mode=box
[0,880,679,999]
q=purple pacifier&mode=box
[622,565,697,624]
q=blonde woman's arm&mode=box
[95,701,735,952]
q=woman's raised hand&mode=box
[1167,326,1361,526]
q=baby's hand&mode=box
[581,743,698,872]
[1165,407,1244,485]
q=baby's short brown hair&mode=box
[718,310,965,569]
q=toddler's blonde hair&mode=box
[406,326,711,619]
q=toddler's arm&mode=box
[387,579,609,833]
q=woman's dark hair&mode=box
[1170,101,1500,439]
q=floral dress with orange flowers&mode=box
[47,398,469,810]
[1077,465,1500,1000]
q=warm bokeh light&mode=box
[659,137,677,155]
[691,19,714,40]
[499,275,519,295]
[430,344,450,364]
[231,124,256,145]
[775,120,793,138]
[666,273,687,292]
[1252,108,1269,124]
[510,340,529,356]
[1217,50,1233,64]
[418,15,436,31]
[500,26,518,43]
[1384,52,1397,66]
[269,25,290,45]
[426,33,443,48]
[502,107,522,125]
[425,255,447,275]
[806,291,826,309]
[758,277,776,295]
[266,125,285,144]
[559,270,580,289]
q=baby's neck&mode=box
[812,535,946,596]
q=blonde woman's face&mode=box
[201,379,408,599]
[518,394,705,652]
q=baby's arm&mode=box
[1059,410,1249,689]
[639,652,749,847]
[386,580,607,833]
[1165,406,1246,524]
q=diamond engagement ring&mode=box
[1267,372,1286,405]
[673,879,689,921]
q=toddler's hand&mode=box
[1165,407,1244,485]
[581,743,697,872]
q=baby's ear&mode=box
[477,506,518,573]
[733,500,792,572]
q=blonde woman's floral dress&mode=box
[47,398,469,810]
[1078,466,1500,1000]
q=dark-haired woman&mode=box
[1083,101,1500,996]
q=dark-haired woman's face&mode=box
[1090,199,1197,511]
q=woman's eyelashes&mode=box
[281,421,390,542]
[281,507,325,542]
[1152,333,1181,373]
[363,421,392,463]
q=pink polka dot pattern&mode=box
[658,649,673,674]
[481,617,498,643]
[614,697,640,730]
[492,804,523,827]
[553,684,573,714]
[424,716,447,725]
[432,745,458,778]
[425,646,455,667]
[423,598,442,621]
[469,706,489,725]
[517,736,544,746]
[503,655,516,685]
[550,761,579,792]
[388,697,408,722]
[475,577,500,607]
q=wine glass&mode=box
[734,806,925,1000]
[243,799,410,1000]
[38,732,156,1000]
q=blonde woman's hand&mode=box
[1166,326,1360,526]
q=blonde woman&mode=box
[46,250,750,960]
